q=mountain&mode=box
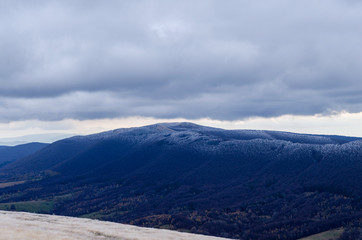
[0,142,48,168]
[0,210,230,240]
[0,123,361,240]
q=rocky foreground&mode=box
[0,211,230,240]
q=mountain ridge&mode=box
[3,122,360,178]
[66,122,362,144]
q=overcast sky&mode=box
[1,0,362,141]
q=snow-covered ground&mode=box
[0,211,230,240]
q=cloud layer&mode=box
[1,0,362,122]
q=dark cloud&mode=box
[0,0,362,121]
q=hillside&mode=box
[0,143,48,168]
[0,123,361,239]
[0,210,230,240]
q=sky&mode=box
[1,0,362,144]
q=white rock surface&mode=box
[0,211,230,240]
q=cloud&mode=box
[0,0,362,122]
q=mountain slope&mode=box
[0,123,361,239]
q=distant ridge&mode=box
[0,142,48,168]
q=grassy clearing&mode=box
[0,200,54,213]
[80,211,105,219]
[299,228,344,240]
[0,181,26,189]
[80,210,123,220]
